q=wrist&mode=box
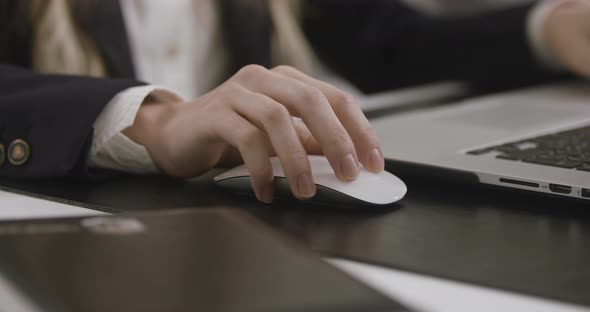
[123,95,183,174]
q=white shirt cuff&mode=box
[89,85,183,174]
[527,0,565,70]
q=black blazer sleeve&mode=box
[0,65,144,178]
[0,1,145,179]
[303,0,568,93]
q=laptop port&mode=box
[582,189,590,199]
[549,184,572,194]
[499,178,539,188]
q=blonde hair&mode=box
[29,0,106,77]
[27,0,315,78]
[269,0,319,74]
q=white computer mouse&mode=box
[214,155,407,206]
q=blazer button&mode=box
[8,139,30,166]
[0,143,5,167]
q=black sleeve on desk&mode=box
[303,1,568,93]
[0,65,145,178]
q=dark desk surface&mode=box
[1,167,589,307]
[2,80,589,307]
[0,209,406,312]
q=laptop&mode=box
[372,82,590,201]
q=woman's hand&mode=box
[543,0,590,77]
[124,65,384,203]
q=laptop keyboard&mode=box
[467,125,590,172]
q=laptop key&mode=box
[468,148,493,155]
[568,155,590,163]
[496,154,520,161]
[469,125,590,170]
[523,153,560,161]
[523,158,581,169]
[496,145,520,153]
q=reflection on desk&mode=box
[330,259,590,312]
[0,185,590,312]
[0,189,106,221]
[0,209,405,312]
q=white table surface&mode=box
[0,189,587,312]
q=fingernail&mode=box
[340,153,359,180]
[368,148,384,172]
[261,184,274,204]
[297,174,316,198]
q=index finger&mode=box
[272,66,384,173]
[233,65,360,182]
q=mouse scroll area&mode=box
[214,156,407,207]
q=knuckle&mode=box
[362,125,381,148]
[223,81,243,93]
[262,103,291,124]
[273,65,297,74]
[334,91,357,110]
[302,86,328,107]
[237,64,267,78]
[217,82,243,104]
[326,129,354,153]
[362,123,378,140]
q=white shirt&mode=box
[88,0,562,174]
[89,0,225,173]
